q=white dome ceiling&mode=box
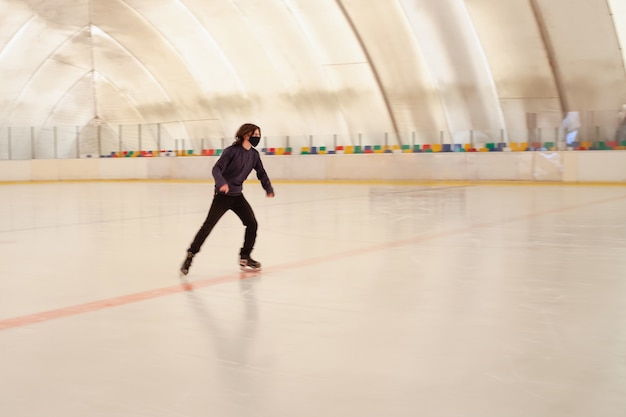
[0,0,625,152]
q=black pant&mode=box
[187,193,258,257]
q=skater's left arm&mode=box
[255,157,274,197]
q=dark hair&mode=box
[233,123,261,146]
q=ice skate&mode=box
[180,252,195,276]
[239,255,261,272]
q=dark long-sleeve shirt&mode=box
[212,145,274,196]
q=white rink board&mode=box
[1,151,626,183]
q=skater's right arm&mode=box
[212,147,234,192]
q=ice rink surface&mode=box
[1,180,625,417]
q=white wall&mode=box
[1,152,626,183]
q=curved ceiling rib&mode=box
[0,15,36,62]
[115,0,202,102]
[90,24,191,139]
[398,0,467,141]
[335,0,401,142]
[41,71,92,128]
[399,0,508,142]
[91,0,209,120]
[118,0,185,59]
[43,71,146,130]
[534,0,625,114]
[529,0,567,114]
[459,0,508,138]
[194,0,371,139]
[607,0,626,84]
[396,1,452,140]
[462,0,562,132]
[176,0,245,94]
[8,25,87,124]
[90,25,176,110]
[281,0,351,135]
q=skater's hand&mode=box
[267,193,274,198]
[219,184,229,193]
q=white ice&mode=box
[1,181,625,417]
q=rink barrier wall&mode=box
[1,151,626,183]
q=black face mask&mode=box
[249,136,261,147]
